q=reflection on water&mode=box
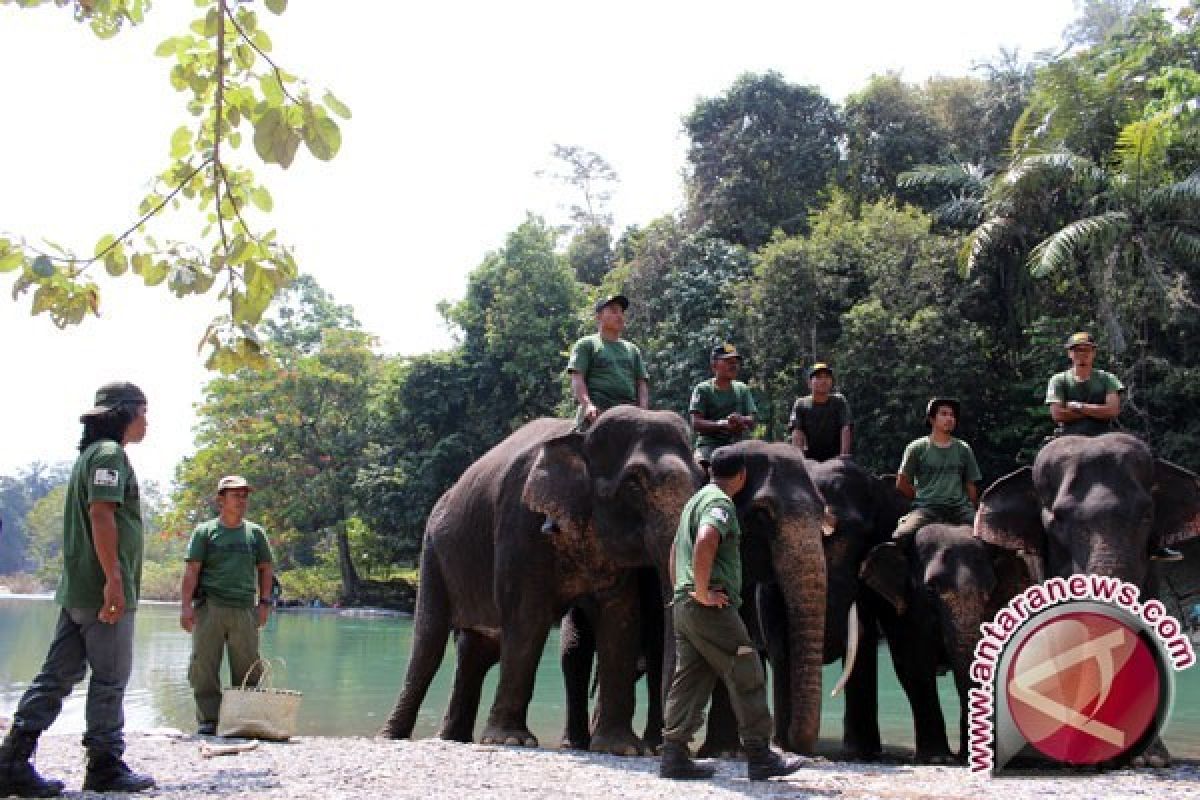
[2,596,1199,756]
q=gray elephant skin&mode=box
[860,524,1031,762]
[380,406,699,754]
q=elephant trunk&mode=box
[772,517,827,754]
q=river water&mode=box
[2,595,1198,756]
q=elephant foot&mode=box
[641,729,663,755]
[1132,740,1171,768]
[588,726,645,757]
[560,732,590,751]
[914,750,956,766]
[480,724,539,748]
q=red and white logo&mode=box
[1006,610,1161,765]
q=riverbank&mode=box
[17,731,1200,799]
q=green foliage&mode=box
[2,0,349,371]
[683,71,841,248]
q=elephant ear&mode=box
[975,466,1045,556]
[986,545,1033,618]
[1152,459,1200,548]
[522,432,592,531]
[870,473,911,544]
[860,542,911,615]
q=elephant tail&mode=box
[380,549,452,739]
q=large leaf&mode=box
[1028,211,1130,277]
[253,108,301,167]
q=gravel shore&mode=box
[14,731,1200,799]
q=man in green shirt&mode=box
[543,293,649,534]
[1045,331,1124,437]
[891,397,981,547]
[0,382,155,797]
[566,293,649,427]
[661,449,803,782]
[180,475,275,735]
[788,362,853,461]
[689,343,757,471]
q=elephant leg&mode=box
[439,629,500,742]
[842,611,882,761]
[884,627,952,764]
[481,602,554,748]
[588,576,644,756]
[560,605,595,750]
[638,568,665,752]
[757,581,793,750]
[381,554,451,739]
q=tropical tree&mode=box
[1,0,350,370]
[683,71,841,248]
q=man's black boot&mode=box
[1152,546,1184,562]
[82,752,155,793]
[659,740,714,780]
[0,728,65,798]
[745,740,804,781]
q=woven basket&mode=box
[217,658,302,741]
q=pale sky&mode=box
[0,0,1092,486]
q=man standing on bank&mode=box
[688,343,757,473]
[180,475,274,736]
[0,382,155,797]
[1045,331,1181,561]
[788,362,852,461]
[891,397,981,548]
[660,448,804,782]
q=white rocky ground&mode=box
[13,731,1200,799]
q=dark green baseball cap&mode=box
[82,381,147,418]
[593,294,629,314]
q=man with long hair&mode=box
[0,382,155,797]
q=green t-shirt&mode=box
[689,379,758,448]
[788,393,852,462]
[898,436,982,512]
[673,484,743,608]
[187,519,273,607]
[55,440,144,610]
[1044,368,1124,436]
[566,334,649,411]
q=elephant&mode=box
[671,456,904,759]
[560,439,832,757]
[859,524,1032,762]
[380,406,700,754]
[973,431,1200,764]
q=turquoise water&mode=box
[2,596,1198,756]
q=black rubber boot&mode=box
[745,741,804,781]
[0,728,65,798]
[659,740,715,780]
[82,752,155,793]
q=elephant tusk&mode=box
[831,602,860,697]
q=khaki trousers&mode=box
[188,603,262,726]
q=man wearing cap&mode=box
[0,382,155,796]
[180,475,274,736]
[788,363,853,462]
[1045,332,1181,561]
[1046,332,1123,437]
[566,294,650,427]
[891,398,981,547]
[688,343,757,472]
[661,447,804,782]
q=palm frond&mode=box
[1165,229,1200,266]
[898,164,978,193]
[963,216,1014,275]
[1028,211,1130,277]
[1004,152,1101,189]
[1145,172,1200,217]
[933,198,985,229]
[1114,115,1169,186]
